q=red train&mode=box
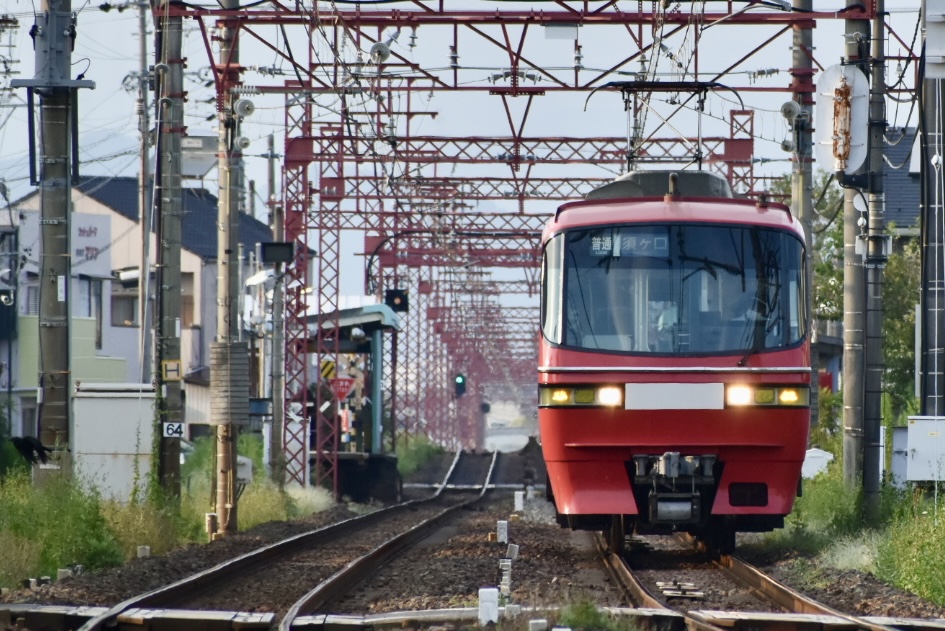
[538,170,810,551]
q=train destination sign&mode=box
[590,231,669,257]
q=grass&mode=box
[875,502,945,604]
[554,599,643,631]
[0,472,124,579]
[752,452,945,607]
[0,433,336,589]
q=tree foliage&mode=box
[772,171,920,423]
[770,171,844,322]
[882,234,919,420]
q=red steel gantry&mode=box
[167,1,912,489]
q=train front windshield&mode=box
[542,224,806,355]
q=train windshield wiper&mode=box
[736,320,766,367]
[737,343,761,367]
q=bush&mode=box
[0,439,29,479]
[0,472,123,586]
[396,434,445,477]
[810,387,842,455]
[555,599,641,631]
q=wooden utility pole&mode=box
[12,0,94,461]
[211,1,249,536]
[154,0,184,496]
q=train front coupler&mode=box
[632,452,718,524]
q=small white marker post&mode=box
[479,587,500,624]
[496,520,508,543]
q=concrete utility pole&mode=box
[154,0,184,496]
[791,0,817,427]
[137,0,153,384]
[862,0,887,521]
[267,133,286,485]
[211,1,249,537]
[842,16,869,491]
[840,7,887,515]
[12,0,94,460]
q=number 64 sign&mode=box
[162,422,185,438]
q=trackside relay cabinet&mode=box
[73,383,156,501]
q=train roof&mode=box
[546,170,800,240]
[586,170,735,200]
[545,195,802,241]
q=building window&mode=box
[78,277,104,348]
[25,285,39,315]
[182,272,195,328]
[21,402,37,437]
[111,288,138,327]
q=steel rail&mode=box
[76,466,463,631]
[599,531,908,631]
[280,451,499,630]
[716,553,901,631]
[674,534,901,631]
[592,533,722,631]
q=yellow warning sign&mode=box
[320,360,336,379]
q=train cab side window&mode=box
[541,234,565,345]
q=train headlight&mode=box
[539,385,624,407]
[597,386,623,406]
[726,385,753,406]
[725,385,809,407]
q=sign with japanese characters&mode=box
[589,230,669,257]
[329,377,356,400]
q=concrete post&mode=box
[12,0,94,462]
[155,1,183,496]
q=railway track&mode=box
[1,451,499,631]
[4,452,945,631]
[598,532,943,631]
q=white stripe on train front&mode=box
[625,382,725,410]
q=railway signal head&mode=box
[454,374,467,397]
[384,288,409,312]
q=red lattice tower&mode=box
[282,81,313,486]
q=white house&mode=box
[2,175,273,437]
